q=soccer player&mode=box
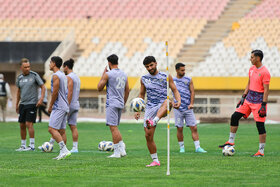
[97,54,129,158]
[219,50,270,157]
[0,74,12,122]
[134,56,181,167]
[63,58,81,153]
[48,56,71,160]
[173,63,207,153]
[16,58,45,151]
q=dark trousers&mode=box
[38,102,50,122]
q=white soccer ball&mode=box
[131,98,145,112]
[98,141,107,151]
[104,141,114,152]
[222,145,235,156]
[41,142,53,152]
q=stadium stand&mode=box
[190,0,280,78]
[0,0,230,77]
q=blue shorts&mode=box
[174,109,196,127]
[68,108,79,126]
[49,109,68,130]
[106,106,122,126]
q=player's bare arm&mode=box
[16,88,21,114]
[36,84,45,107]
[188,79,195,109]
[134,79,146,120]
[97,67,109,91]
[67,76,73,105]
[263,84,269,103]
[169,75,181,109]
[124,80,130,105]
[244,79,250,95]
[48,75,59,114]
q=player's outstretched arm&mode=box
[124,80,129,105]
[188,79,195,109]
[48,75,59,114]
[169,75,181,109]
[97,67,109,91]
[67,76,73,105]
[134,79,146,120]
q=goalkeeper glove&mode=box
[258,102,267,117]
[236,94,247,108]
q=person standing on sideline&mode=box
[37,78,50,123]
[63,58,81,153]
[48,56,71,160]
[134,56,181,167]
[97,54,129,158]
[173,63,207,153]
[219,50,270,157]
[0,74,12,122]
[16,58,45,151]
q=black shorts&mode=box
[18,104,37,123]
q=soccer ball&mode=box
[98,141,107,151]
[104,141,114,152]
[222,145,235,156]
[41,142,53,152]
[131,98,145,112]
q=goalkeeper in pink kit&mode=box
[219,50,270,157]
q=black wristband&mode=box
[261,102,267,106]
[242,94,247,98]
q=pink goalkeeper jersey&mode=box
[248,65,270,93]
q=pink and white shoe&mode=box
[146,119,154,129]
[146,161,160,167]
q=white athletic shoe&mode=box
[55,151,71,160]
[15,146,26,152]
[23,146,35,151]
[70,148,78,153]
[120,146,127,157]
[108,152,121,158]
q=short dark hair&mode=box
[107,54,118,65]
[143,56,156,65]
[51,56,63,68]
[20,58,29,65]
[175,63,185,70]
[252,50,263,61]
[63,58,75,69]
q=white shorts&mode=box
[174,109,196,127]
[68,108,79,126]
[106,106,122,126]
[49,109,68,130]
[143,104,162,128]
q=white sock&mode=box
[228,132,236,143]
[73,142,78,149]
[119,140,124,148]
[259,143,265,154]
[113,143,120,155]
[49,137,55,145]
[21,139,26,147]
[178,141,184,149]
[150,153,159,163]
[58,141,68,152]
[194,140,200,149]
[29,138,35,148]
[153,116,160,125]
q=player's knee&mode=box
[230,112,243,126]
[256,122,266,134]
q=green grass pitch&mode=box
[0,122,279,186]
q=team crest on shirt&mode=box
[184,81,188,85]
